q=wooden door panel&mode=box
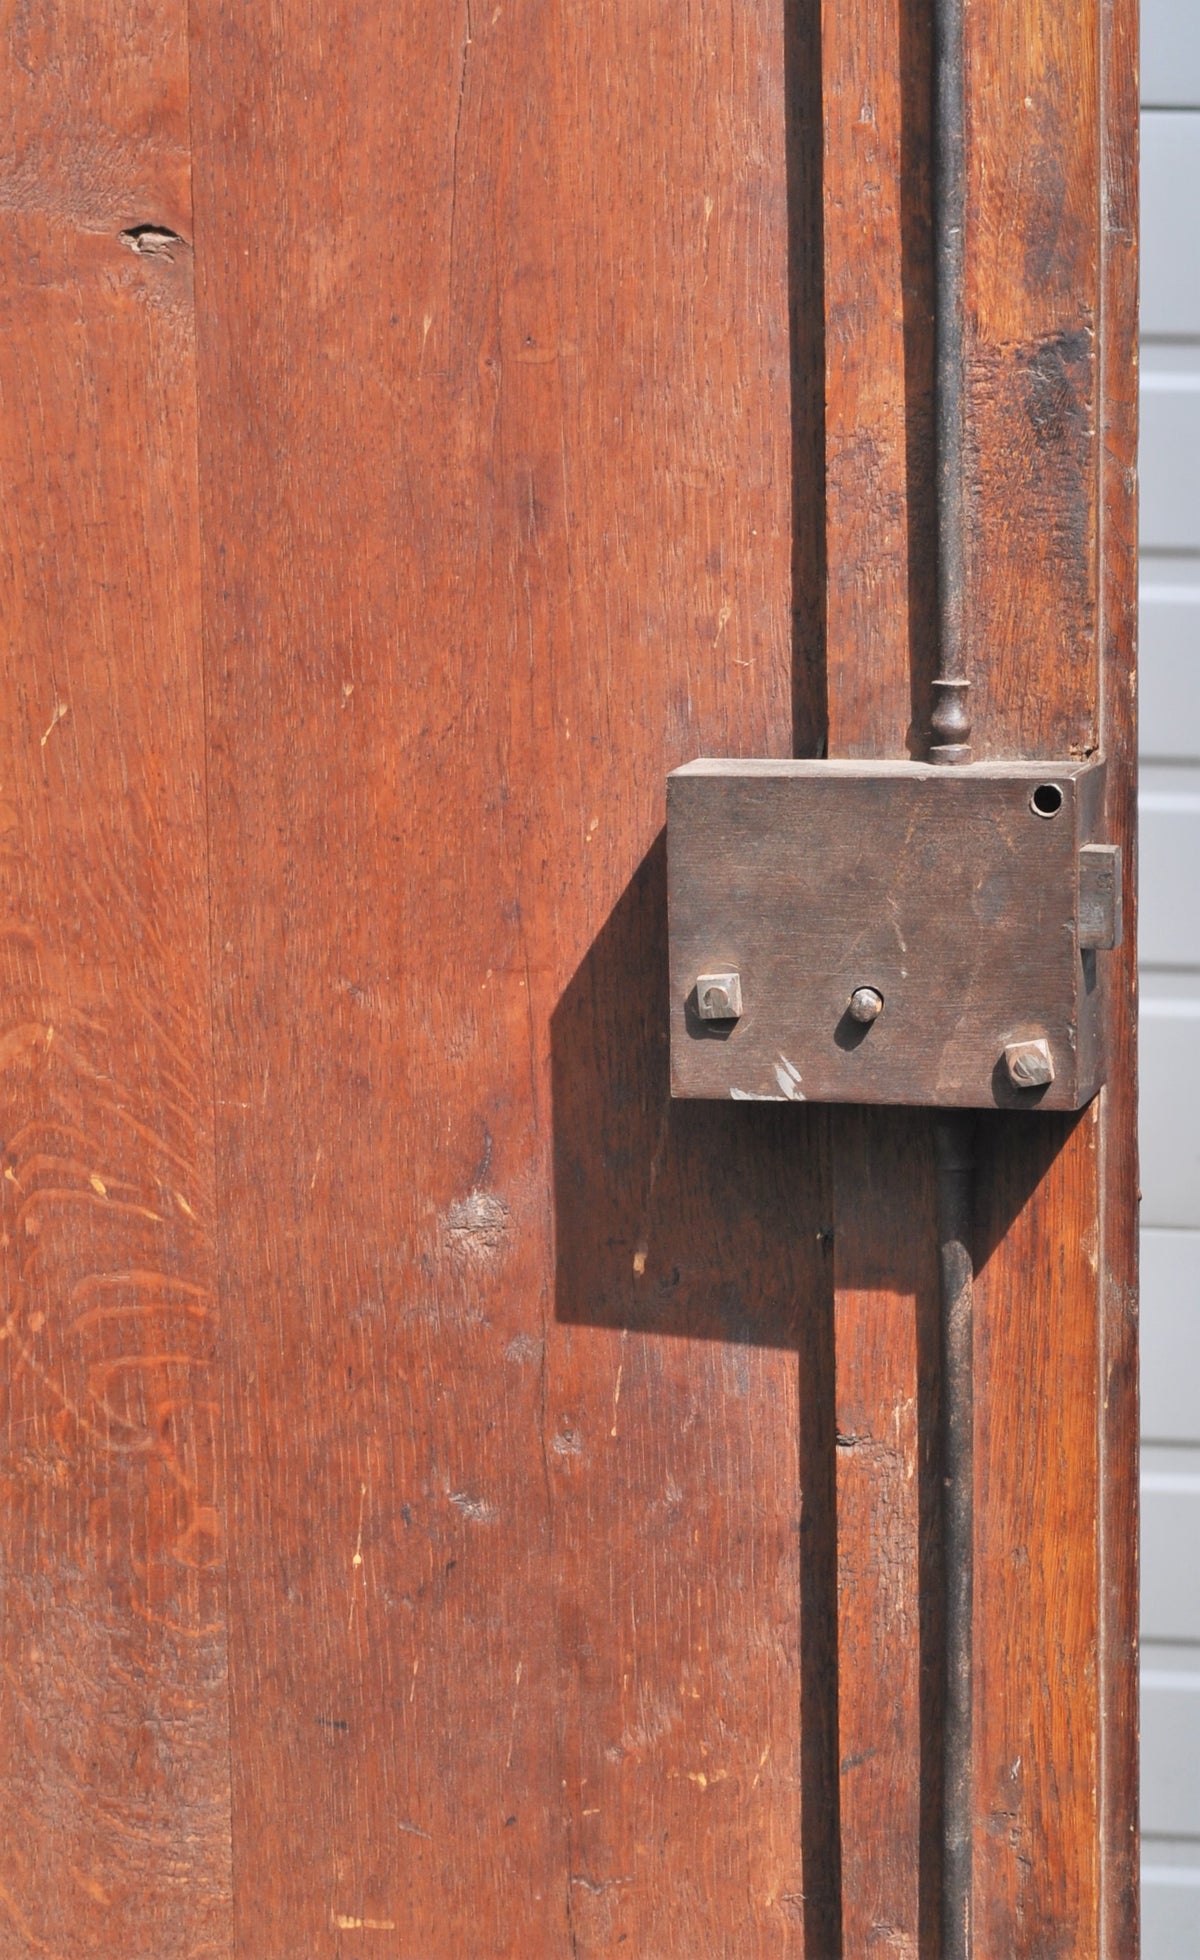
[818,0,1138,1946]
[188,1,833,1950]
[0,3,229,1953]
[0,0,1138,1949]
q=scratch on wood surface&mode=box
[68,1865,111,1906]
[675,1768,730,1789]
[70,1271,211,1336]
[347,1481,368,1631]
[505,1659,524,1768]
[630,1106,669,1282]
[447,0,473,269]
[331,1914,397,1931]
[39,702,69,747]
[0,1876,65,1956]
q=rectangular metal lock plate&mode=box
[667,756,1119,1110]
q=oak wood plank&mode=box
[823,0,935,756]
[821,0,1135,1949]
[822,0,937,1944]
[962,0,1101,763]
[972,1113,1102,1953]
[189,0,831,1949]
[961,0,1132,1948]
[0,5,230,1951]
[831,1109,940,1958]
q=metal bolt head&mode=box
[696,971,743,1021]
[848,986,884,1025]
[1003,1037,1055,1090]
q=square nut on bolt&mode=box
[1003,1037,1055,1090]
[695,971,742,1021]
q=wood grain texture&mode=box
[0,0,1136,1943]
[832,1108,940,1958]
[0,2,230,1953]
[972,1111,1103,1953]
[821,0,938,1943]
[188,0,835,1950]
[961,0,1135,1947]
[823,0,935,757]
[962,0,1101,762]
[820,0,1136,1949]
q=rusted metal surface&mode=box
[930,0,969,768]
[667,755,1115,1109]
[1079,842,1124,951]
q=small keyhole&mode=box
[1031,782,1064,819]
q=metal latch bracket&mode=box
[667,755,1119,1110]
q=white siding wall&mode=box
[1140,4,1200,1952]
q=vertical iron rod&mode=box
[931,0,970,766]
[932,0,974,1947]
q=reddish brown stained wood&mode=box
[824,0,914,752]
[960,0,1135,1947]
[823,0,935,759]
[0,3,230,1953]
[973,1113,1102,1953]
[963,2,1101,761]
[821,0,1136,1949]
[189,0,830,1950]
[0,0,1137,1943]
[831,1109,940,1957]
[822,0,937,1944]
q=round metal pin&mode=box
[848,986,884,1025]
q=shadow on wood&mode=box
[551,833,842,1950]
[551,836,1083,1953]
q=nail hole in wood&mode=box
[119,225,186,259]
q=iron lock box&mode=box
[667,755,1121,1110]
